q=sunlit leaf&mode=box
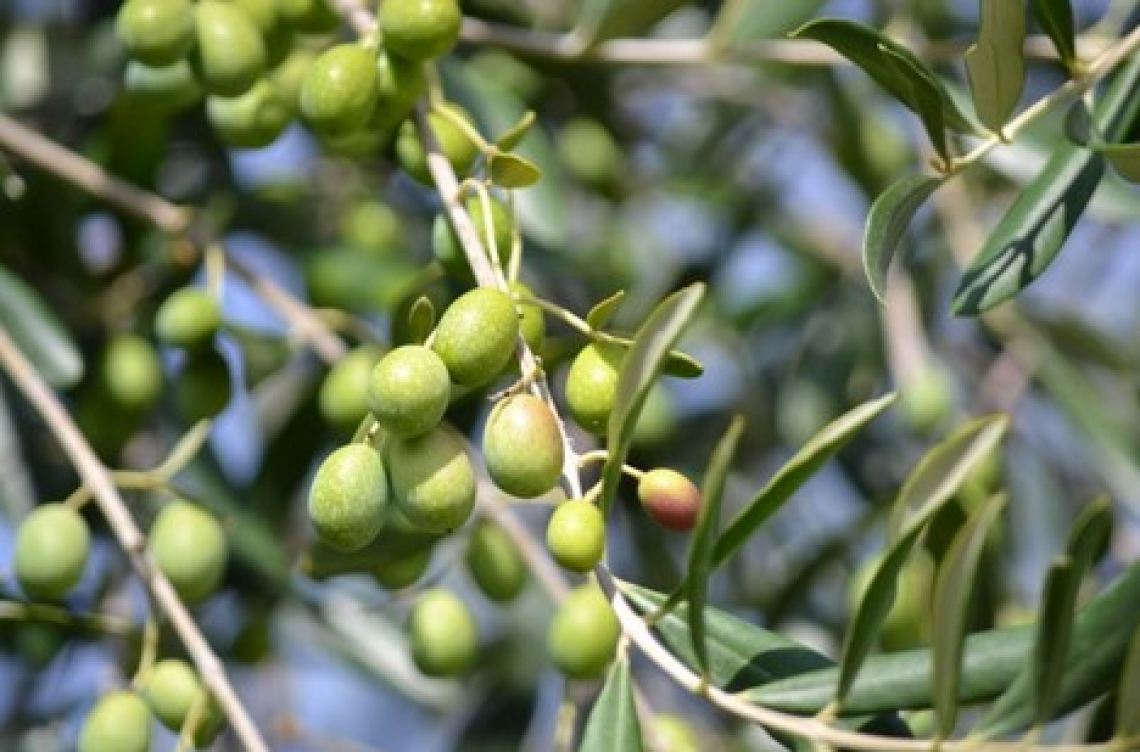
[587,290,626,331]
[931,493,1006,737]
[862,174,943,302]
[713,393,896,567]
[580,656,644,752]
[489,152,542,188]
[0,265,83,388]
[712,0,827,47]
[966,0,1027,133]
[684,416,745,675]
[1029,0,1076,69]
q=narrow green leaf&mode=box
[1095,141,1140,183]
[578,0,688,45]
[889,414,1008,539]
[495,110,536,152]
[931,493,1006,737]
[660,348,704,379]
[407,295,435,345]
[878,43,953,160]
[489,152,542,188]
[685,416,745,675]
[1117,625,1140,739]
[713,393,896,567]
[953,54,1140,314]
[1029,0,1076,68]
[587,290,627,331]
[862,174,944,302]
[580,656,644,752]
[0,265,84,388]
[966,0,1027,133]
[600,284,705,516]
[714,0,827,47]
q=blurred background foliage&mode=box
[1,0,1140,750]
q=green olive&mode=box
[78,691,152,752]
[15,504,90,600]
[547,584,619,680]
[385,423,475,534]
[207,77,294,149]
[545,499,605,573]
[379,0,462,61]
[395,105,479,185]
[148,500,228,603]
[367,345,451,437]
[232,0,279,37]
[431,287,520,387]
[173,346,232,421]
[431,195,514,281]
[116,0,195,67]
[408,589,478,677]
[124,59,204,112]
[318,346,383,432]
[564,342,624,435]
[193,1,267,97]
[102,333,163,413]
[509,282,545,354]
[371,545,433,589]
[340,200,400,256]
[300,43,380,136]
[464,521,526,602]
[276,0,339,34]
[637,468,701,532]
[483,394,563,498]
[266,47,314,110]
[556,117,621,186]
[141,659,224,747]
[308,443,389,551]
[155,287,221,349]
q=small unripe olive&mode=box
[564,342,624,435]
[483,394,563,498]
[371,546,433,589]
[302,527,437,580]
[116,0,195,67]
[637,468,701,531]
[318,346,382,432]
[368,345,451,437]
[141,659,224,747]
[78,691,152,752]
[276,0,339,34]
[308,444,389,551]
[557,117,621,186]
[546,499,605,573]
[174,346,232,421]
[193,1,267,97]
[385,424,475,534]
[408,589,478,677]
[340,200,400,256]
[510,282,545,354]
[15,504,90,600]
[375,49,426,105]
[431,195,514,281]
[379,0,461,61]
[102,333,163,412]
[464,521,526,602]
[651,714,701,752]
[432,287,520,387]
[547,584,620,680]
[207,78,294,149]
[267,47,315,110]
[395,106,479,184]
[148,501,228,602]
[300,43,380,136]
[899,367,954,433]
[232,0,279,37]
[124,59,204,112]
[156,287,220,349]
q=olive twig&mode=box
[0,599,138,640]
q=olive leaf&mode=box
[862,174,944,303]
[0,265,83,388]
[490,152,542,188]
[580,656,644,751]
[1030,0,1076,70]
[966,0,1027,134]
[586,290,627,330]
[496,110,537,152]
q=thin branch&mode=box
[0,327,271,752]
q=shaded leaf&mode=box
[580,656,643,752]
[931,493,1006,737]
[495,110,536,152]
[1118,625,1140,740]
[587,290,626,331]
[953,55,1140,314]
[1095,141,1140,182]
[713,393,896,567]
[489,152,542,188]
[660,348,704,379]
[862,174,944,302]
[685,416,745,675]
[889,414,1008,539]
[578,0,688,45]
[1029,0,1076,68]
[966,0,1027,133]
[0,265,83,388]
[600,284,705,516]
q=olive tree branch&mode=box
[0,326,271,752]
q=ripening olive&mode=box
[547,584,620,680]
[379,0,461,61]
[408,589,478,677]
[464,521,526,602]
[318,346,382,432]
[385,424,475,534]
[564,342,624,435]
[124,59,204,112]
[148,501,228,602]
[371,545,433,589]
[483,394,563,498]
[141,659,224,747]
[173,346,232,421]
[431,287,520,387]
[207,78,294,149]
[637,468,701,531]
[15,504,90,600]
[156,287,220,349]
[193,1,267,97]
[102,333,163,412]
[116,0,195,67]
[300,43,380,136]
[395,105,479,184]
[367,345,451,437]
[431,195,514,281]
[78,691,152,752]
[545,499,605,573]
[308,443,389,551]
